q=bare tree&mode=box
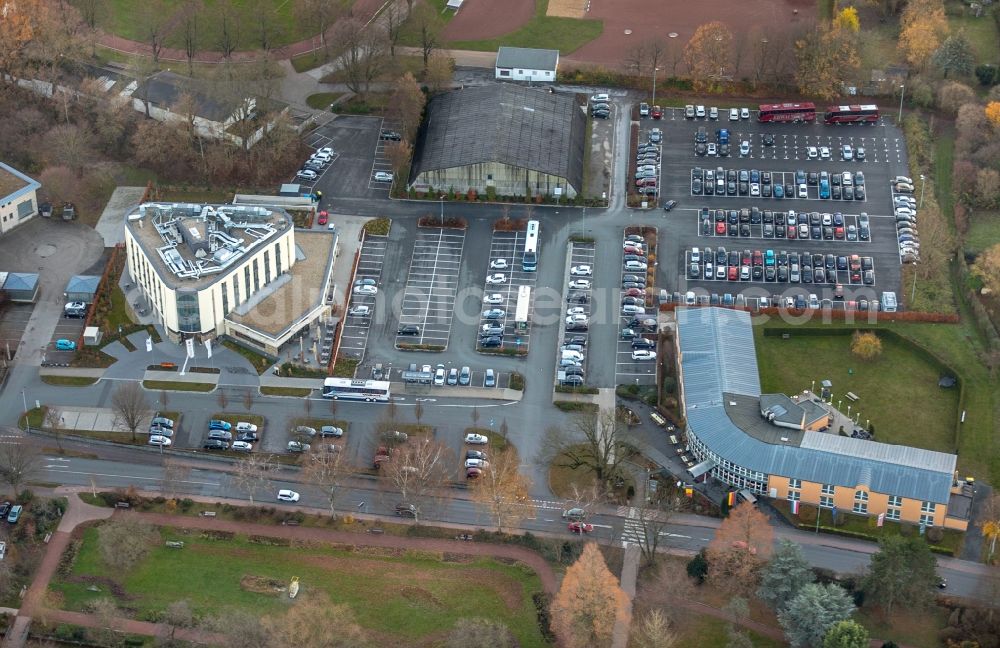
[231,453,272,505]
[214,0,242,59]
[178,0,203,76]
[295,0,344,59]
[388,72,425,141]
[163,599,195,640]
[161,458,191,500]
[111,382,152,442]
[410,1,440,68]
[249,0,281,52]
[334,18,389,100]
[378,438,453,521]
[137,0,174,63]
[541,409,635,494]
[470,448,532,532]
[301,447,353,518]
[97,515,158,571]
[217,389,229,409]
[424,51,454,93]
[632,483,682,565]
[382,0,408,57]
[44,407,64,451]
[0,442,41,494]
[414,401,424,426]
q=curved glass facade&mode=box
[176,292,201,333]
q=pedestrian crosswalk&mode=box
[619,506,645,547]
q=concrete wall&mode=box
[414,161,577,198]
[0,188,37,235]
[495,67,557,82]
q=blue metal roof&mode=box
[2,272,39,291]
[65,275,101,295]
[0,162,41,203]
[677,308,956,504]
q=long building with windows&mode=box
[124,202,337,355]
[675,307,971,531]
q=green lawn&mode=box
[53,526,548,646]
[73,0,328,52]
[754,328,960,453]
[964,210,1000,254]
[444,0,603,55]
[305,92,344,110]
[259,386,313,397]
[676,612,786,648]
[142,380,215,392]
[220,339,272,375]
[40,375,99,386]
[947,10,1000,65]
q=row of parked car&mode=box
[699,206,871,242]
[634,132,662,196]
[684,104,753,121]
[891,176,920,263]
[689,246,876,286]
[0,501,23,525]
[691,166,867,200]
[295,147,335,182]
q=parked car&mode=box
[208,419,232,431]
[55,339,76,351]
[277,489,300,502]
[286,441,310,453]
[465,433,488,445]
[373,171,394,182]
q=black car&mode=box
[480,336,502,348]
[631,338,656,349]
[691,178,703,194]
[397,325,420,336]
[380,130,402,141]
[203,439,229,450]
[662,200,677,211]
[762,133,774,146]
[0,502,9,517]
[592,110,610,119]
[237,432,258,442]
[568,293,590,304]
[568,336,588,347]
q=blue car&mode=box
[773,184,784,199]
[208,419,232,431]
[55,339,76,351]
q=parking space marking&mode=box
[396,229,466,349]
[477,230,538,353]
[367,118,400,191]
[338,236,387,363]
[690,166,868,203]
[615,232,656,387]
[694,206,873,244]
[555,241,595,387]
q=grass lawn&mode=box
[675,612,785,648]
[40,375,99,386]
[305,92,344,110]
[964,210,1000,254]
[333,356,359,378]
[445,0,603,55]
[53,526,548,646]
[106,285,134,333]
[754,328,960,452]
[397,0,455,48]
[74,0,322,53]
[142,380,215,392]
[947,9,1000,65]
[934,128,955,224]
[855,605,950,648]
[220,340,272,375]
[858,22,900,74]
[548,446,597,499]
[260,386,313,397]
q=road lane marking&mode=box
[41,468,220,486]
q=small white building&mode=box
[0,162,40,236]
[495,47,559,83]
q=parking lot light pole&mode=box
[21,389,28,431]
[651,66,660,106]
[919,174,926,208]
[897,84,905,123]
[439,195,446,226]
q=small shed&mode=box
[495,47,559,83]
[2,272,39,302]
[65,275,101,303]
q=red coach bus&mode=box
[758,102,817,123]
[824,104,880,124]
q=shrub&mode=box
[687,549,709,584]
[926,526,944,543]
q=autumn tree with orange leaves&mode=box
[0,0,48,77]
[683,22,733,92]
[550,543,630,647]
[706,501,774,597]
[898,0,949,68]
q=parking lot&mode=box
[651,102,908,306]
[476,230,539,354]
[303,116,388,199]
[368,120,399,192]
[555,241,595,387]
[339,235,387,362]
[615,231,657,386]
[0,303,32,361]
[395,228,465,349]
[689,167,870,202]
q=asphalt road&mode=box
[29,449,991,600]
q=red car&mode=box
[317,211,329,225]
[651,105,663,119]
[715,222,726,235]
[568,521,594,534]
[752,250,764,266]
[728,266,738,281]
[624,246,645,256]
[625,288,646,297]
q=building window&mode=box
[244,266,251,298]
[821,484,835,495]
[787,491,800,502]
[176,292,200,333]
[919,514,934,527]
[887,495,902,508]
[499,69,510,77]
[487,174,493,181]
[233,277,241,304]
[274,243,282,275]
[221,285,230,316]
[854,490,868,503]
[853,500,868,514]
[252,260,260,293]
[264,251,271,284]
[885,509,900,520]
[921,501,936,514]
[789,478,802,490]
[819,495,834,509]
[16,198,34,218]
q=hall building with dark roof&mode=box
[409,84,586,199]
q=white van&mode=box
[561,350,584,362]
[624,260,648,271]
[684,291,696,306]
[622,305,646,315]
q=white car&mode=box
[277,490,300,502]
[434,367,446,386]
[568,279,591,289]
[490,259,509,270]
[465,433,489,445]
[565,314,588,325]
[707,143,717,156]
[483,293,504,305]
[750,183,760,197]
[894,175,913,185]
[465,458,489,469]
[353,284,377,295]
[695,105,706,118]
[373,171,393,182]
[235,422,257,433]
[631,350,656,361]
[729,108,739,121]
[806,146,818,159]
[348,305,370,317]
[740,107,750,119]
[486,273,506,285]
[231,441,253,452]
[148,435,171,447]
[296,169,318,181]
[819,146,831,159]
[797,184,808,199]
[739,141,750,156]
[841,145,854,160]
[316,147,335,157]
[567,307,586,316]
[570,265,592,277]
